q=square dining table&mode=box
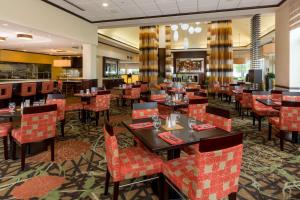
[157,101,188,112]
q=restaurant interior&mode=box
[0,0,300,199]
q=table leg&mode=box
[166,148,181,199]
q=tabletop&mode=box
[256,99,281,107]
[122,115,232,153]
[157,101,188,109]
[0,109,22,118]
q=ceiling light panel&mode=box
[218,0,240,10]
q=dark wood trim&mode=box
[97,90,111,95]
[275,85,300,90]
[199,133,243,153]
[98,42,139,55]
[41,0,285,24]
[271,90,284,94]
[206,106,231,119]
[98,33,139,51]
[23,104,57,114]
[282,101,300,107]
[189,98,208,105]
[41,0,92,23]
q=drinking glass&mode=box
[152,113,159,122]
[8,102,16,112]
[188,118,196,129]
[153,118,161,131]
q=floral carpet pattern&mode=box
[0,99,300,199]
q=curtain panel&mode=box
[165,25,172,80]
[139,26,159,84]
[207,21,233,84]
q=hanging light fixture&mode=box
[171,24,178,31]
[183,37,189,49]
[17,33,33,40]
[173,31,179,42]
[181,23,189,31]
[188,26,195,34]
[0,36,6,42]
[195,22,200,25]
[194,27,202,33]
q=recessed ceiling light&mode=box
[0,36,6,42]
[2,23,8,26]
[17,33,33,40]
[102,2,108,7]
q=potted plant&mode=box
[265,72,275,90]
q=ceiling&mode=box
[0,20,82,55]
[43,0,283,23]
[98,14,275,49]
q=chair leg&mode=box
[104,168,110,195]
[113,181,119,200]
[20,144,26,171]
[106,110,110,122]
[3,136,8,160]
[280,130,284,151]
[12,139,16,160]
[228,192,237,200]
[292,131,298,143]
[258,117,262,131]
[158,174,164,200]
[241,108,244,120]
[50,138,55,161]
[96,112,100,126]
[253,114,255,126]
[60,119,65,137]
[268,123,272,140]
[163,177,169,200]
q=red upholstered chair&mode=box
[103,123,163,200]
[271,90,283,102]
[123,85,141,108]
[187,98,208,121]
[46,94,66,137]
[54,80,63,94]
[140,82,149,94]
[20,82,37,102]
[150,90,166,102]
[183,105,231,155]
[40,81,54,96]
[252,91,279,131]
[84,91,111,126]
[225,84,238,103]
[163,133,243,200]
[0,84,13,100]
[0,122,12,160]
[132,102,158,119]
[185,88,200,98]
[211,82,220,99]
[239,90,253,119]
[12,104,57,170]
[268,92,300,150]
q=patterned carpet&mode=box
[0,98,300,200]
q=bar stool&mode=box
[20,82,37,103]
[39,81,54,100]
[0,84,13,107]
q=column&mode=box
[82,43,97,79]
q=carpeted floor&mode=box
[0,98,300,200]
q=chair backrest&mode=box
[103,123,121,180]
[46,98,66,121]
[132,102,158,119]
[95,93,111,111]
[140,83,149,93]
[0,84,12,100]
[41,81,54,94]
[271,90,283,101]
[194,133,243,200]
[252,91,270,110]
[19,104,57,144]
[279,92,300,132]
[21,82,36,97]
[129,87,141,98]
[204,106,231,132]
[188,99,208,121]
[240,90,253,108]
[150,90,166,101]
[57,80,63,90]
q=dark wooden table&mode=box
[123,115,232,198]
[157,101,188,112]
[256,99,281,107]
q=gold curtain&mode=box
[139,26,159,83]
[165,26,172,80]
[208,21,233,84]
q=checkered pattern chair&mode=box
[11,104,57,170]
[211,82,220,99]
[46,94,66,137]
[20,82,37,102]
[0,84,13,100]
[103,123,163,200]
[163,133,243,200]
[252,91,279,131]
[0,122,12,160]
[123,86,141,108]
[239,90,253,119]
[268,92,300,150]
[84,91,111,126]
[40,81,54,97]
[183,106,231,155]
[271,90,283,102]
